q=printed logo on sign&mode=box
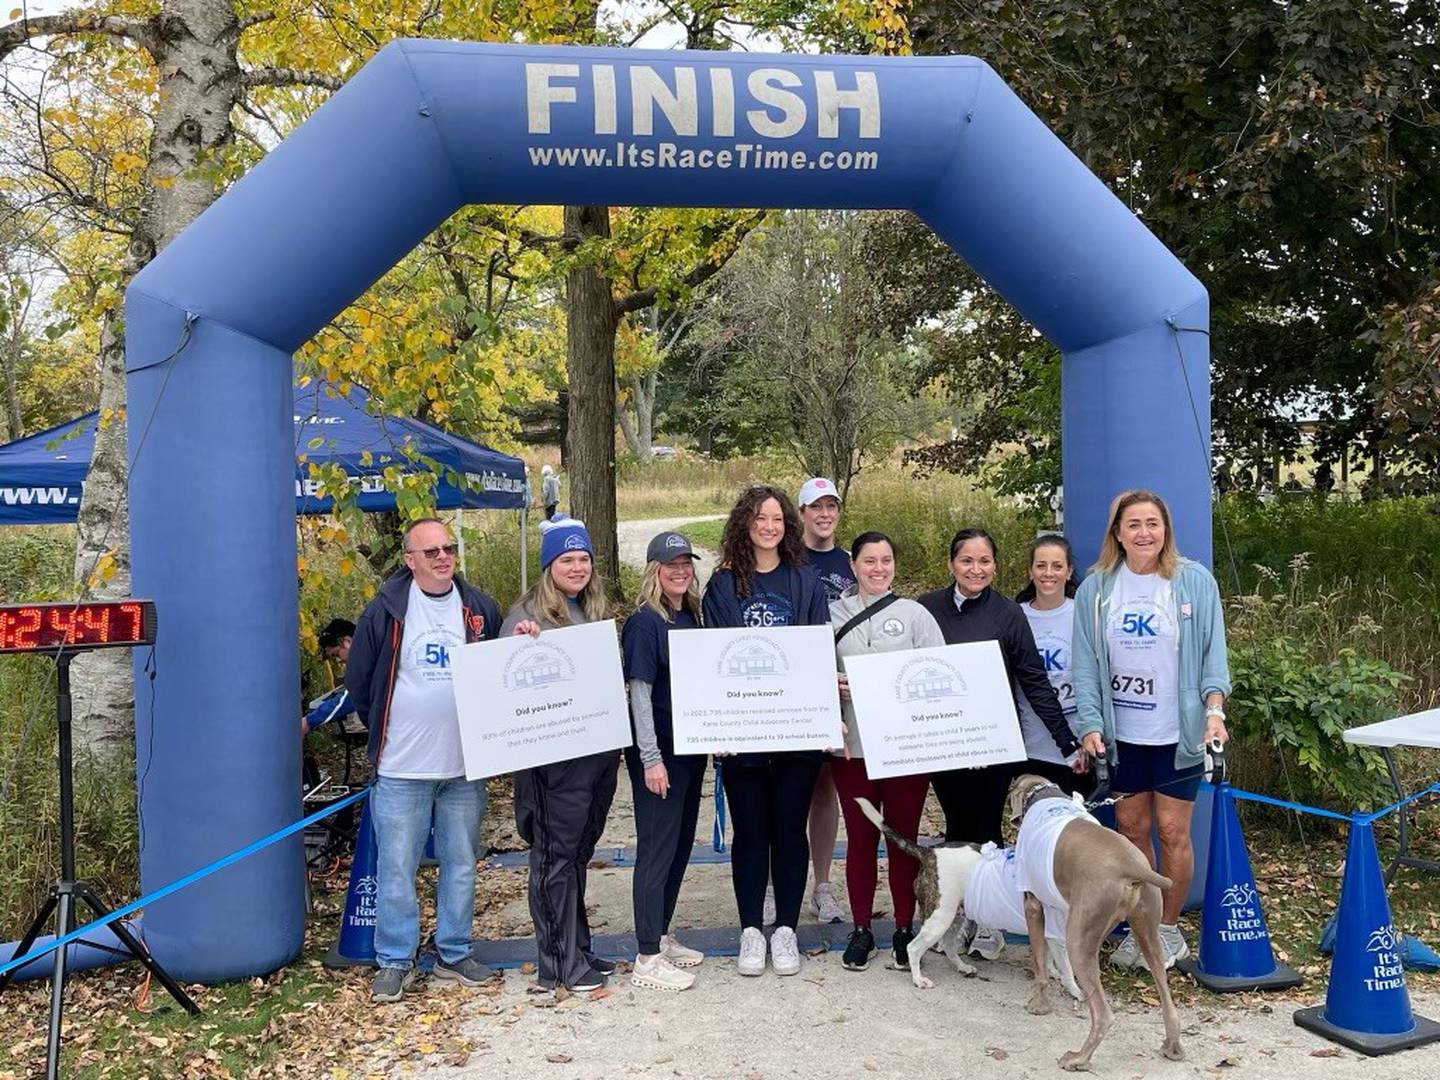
[349,874,378,929]
[1367,926,1398,953]
[1364,924,1406,993]
[1220,883,1256,909]
[717,636,789,679]
[1216,881,1268,944]
[880,617,904,638]
[892,657,966,703]
[503,641,578,692]
[524,62,883,175]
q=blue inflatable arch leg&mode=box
[126,41,1211,980]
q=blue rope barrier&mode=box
[0,786,372,980]
[1361,781,1440,825]
[1227,786,1353,823]
[712,762,727,853]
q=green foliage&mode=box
[0,527,76,602]
[910,0,1440,481]
[0,530,136,928]
[1224,557,1404,811]
[836,469,1041,596]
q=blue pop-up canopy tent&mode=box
[0,376,528,525]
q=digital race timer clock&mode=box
[0,601,156,655]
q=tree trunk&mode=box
[1,323,22,441]
[563,204,620,586]
[71,0,244,758]
[616,371,656,462]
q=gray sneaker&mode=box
[371,966,416,1003]
[1109,930,1141,970]
[1159,924,1190,969]
[432,954,495,986]
[968,926,1005,960]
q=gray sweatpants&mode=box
[514,751,619,989]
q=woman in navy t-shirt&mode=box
[702,485,829,978]
[622,531,708,992]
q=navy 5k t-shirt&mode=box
[620,604,697,756]
[807,546,856,603]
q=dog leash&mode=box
[1082,739,1226,812]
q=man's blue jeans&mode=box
[371,775,486,970]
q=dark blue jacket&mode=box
[345,568,502,767]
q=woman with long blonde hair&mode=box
[1072,489,1231,971]
[502,515,617,993]
[622,531,707,991]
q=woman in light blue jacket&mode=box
[1072,489,1231,972]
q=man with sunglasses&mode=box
[347,517,511,1002]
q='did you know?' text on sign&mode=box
[451,620,631,779]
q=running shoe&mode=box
[842,927,876,971]
[770,926,801,976]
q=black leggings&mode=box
[930,763,1014,844]
[723,755,822,930]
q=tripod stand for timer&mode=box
[0,601,199,1080]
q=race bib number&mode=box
[1110,669,1157,712]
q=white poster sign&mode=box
[669,626,842,754]
[451,619,631,779]
[843,639,1026,779]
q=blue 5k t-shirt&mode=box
[807,546,857,603]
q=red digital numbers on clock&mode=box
[0,601,155,654]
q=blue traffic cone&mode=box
[1178,783,1301,991]
[1294,817,1440,1055]
[324,800,379,968]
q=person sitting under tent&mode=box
[302,618,359,735]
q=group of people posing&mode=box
[342,479,1231,1004]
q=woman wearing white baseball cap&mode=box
[796,476,854,926]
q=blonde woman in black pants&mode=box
[623,531,708,992]
[701,486,829,978]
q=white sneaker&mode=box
[632,953,696,992]
[661,934,704,968]
[737,927,767,976]
[770,926,801,976]
[1159,924,1190,969]
[968,925,1005,960]
[762,886,776,927]
[1109,930,1141,969]
[811,882,844,924]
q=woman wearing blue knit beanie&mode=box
[502,515,618,993]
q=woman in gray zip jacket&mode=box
[830,531,946,975]
[1071,489,1231,972]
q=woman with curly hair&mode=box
[701,485,830,978]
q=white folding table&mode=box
[1343,708,1440,882]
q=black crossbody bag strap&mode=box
[833,593,901,644]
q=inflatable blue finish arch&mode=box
[125,41,1211,980]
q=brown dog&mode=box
[1006,774,1184,1071]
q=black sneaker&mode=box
[891,926,915,971]
[586,956,618,976]
[842,927,876,971]
[569,967,608,992]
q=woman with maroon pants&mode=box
[829,532,946,972]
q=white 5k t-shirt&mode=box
[1018,598,1078,765]
[379,581,466,779]
[1105,564,1180,745]
[1014,796,1097,926]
